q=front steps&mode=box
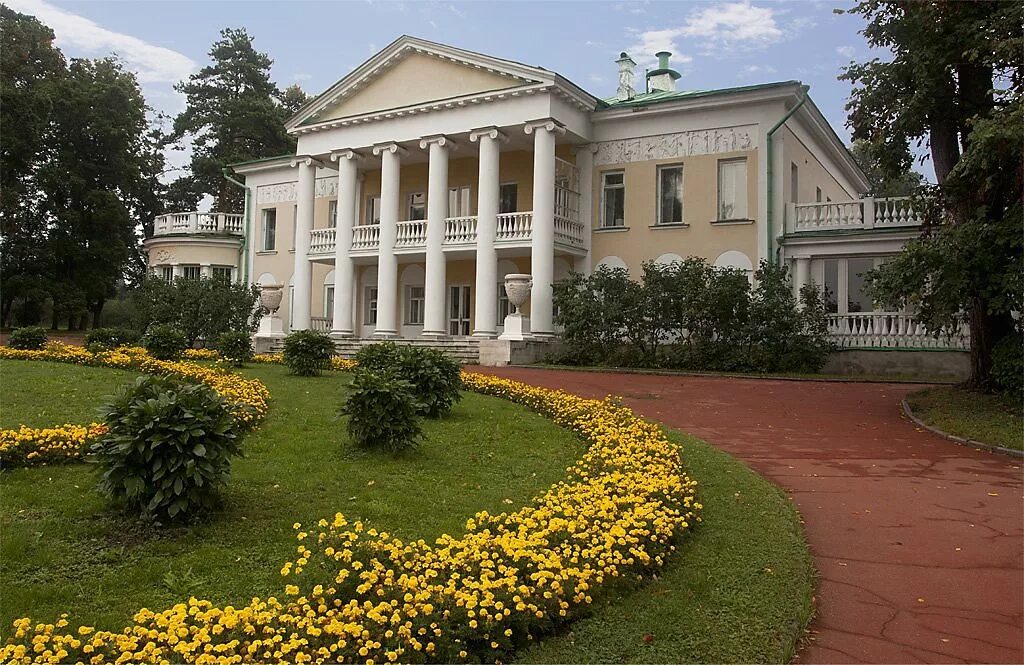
[266,337,482,364]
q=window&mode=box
[815,187,823,203]
[160,266,174,282]
[717,158,747,220]
[407,192,426,220]
[366,196,381,225]
[847,257,874,313]
[261,209,277,251]
[600,171,625,227]
[405,286,425,325]
[499,183,518,214]
[823,259,839,313]
[324,286,334,318]
[182,265,201,280]
[657,165,684,224]
[449,186,471,216]
[497,282,511,321]
[328,200,337,228]
[363,286,378,325]
[790,163,799,202]
[292,204,298,249]
[212,266,233,281]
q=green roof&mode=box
[600,80,800,110]
[228,154,294,168]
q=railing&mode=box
[152,212,244,236]
[309,228,336,255]
[395,220,427,248]
[444,216,478,244]
[310,317,331,332]
[554,215,585,246]
[495,212,532,242]
[827,312,969,350]
[351,224,381,251]
[789,196,922,233]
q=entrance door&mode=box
[448,285,471,336]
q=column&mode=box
[794,254,810,301]
[470,127,503,338]
[524,119,563,338]
[200,264,211,278]
[573,144,596,275]
[371,142,403,337]
[330,149,360,336]
[172,264,183,278]
[420,135,453,337]
[290,156,318,331]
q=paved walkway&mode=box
[475,367,1023,664]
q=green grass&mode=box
[907,386,1024,451]
[0,359,140,427]
[1,360,815,663]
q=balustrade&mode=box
[395,220,428,247]
[350,224,381,251]
[790,196,921,233]
[151,212,244,236]
[309,317,331,332]
[495,212,532,242]
[444,216,478,244]
[308,228,337,255]
[827,312,968,350]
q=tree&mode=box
[849,139,924,197]
[841,0,1023,390]
[169,28,304,212]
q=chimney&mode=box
[646,51,681,93]
[615,51,636,101]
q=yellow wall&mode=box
[781,126,853,204]
[145,239,241,271]
[589,149,759,277]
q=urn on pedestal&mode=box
[499,274,532,341]
[255,284,285,347]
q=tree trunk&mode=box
[966,300,1016,391]
[91,298,105,328]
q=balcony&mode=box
[827,312,968,350]
[308,211,585,258]
[152,212,244,236]
[787,197,923,233]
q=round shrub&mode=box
[8,326,47,350]
[991,332,1023,397]
[339,369,422,452]
[398,346,462,417]
[282,329,334,376]
[85,327,139,352]
[216,331,254,366]
[142,324,187,360]
[92,375,243,523]
[353,341,402,373]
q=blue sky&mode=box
[11,0,905,175]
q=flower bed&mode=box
[0,344,270,467]
[1,361,699,664]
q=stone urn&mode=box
[503,274,532,315]
[259,284,284,315]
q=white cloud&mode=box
[625,1,787,64]
[7,0,196,84]
[836,45,856,59]
[738,64,776,79]
[292,73,314,82]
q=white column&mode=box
[525,119,563,338]
[330,150,360,337]
[794,254,811,300]
[371,142,403,337]
[573,144,596,275]
[470,127,504,338]
[420,135,453,337]
[290,156,318,331]
[200,263,211,278]
[172,264,182,278]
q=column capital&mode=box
[290,155,325,169]
[371,142,408,157]
[571,143,599,156]
[330,149,363,163]
[419,134,457,150]
[524,118,566,136]
[469,126,508,143]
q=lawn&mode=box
[907,385,1023,451]
[0,358,140,427]
[1,359,815,663]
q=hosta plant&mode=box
[92,375,243,523]
[282,329,334,376]
[339,369,422,452]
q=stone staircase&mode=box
[267,337,481,365]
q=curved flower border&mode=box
[0,344,270,467]
[2,350,700,664]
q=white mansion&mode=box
[145,36,967,366]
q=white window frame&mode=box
[211,265,233,281]
[499,182,518,214]
[448,186,472,217]
[407,192,426,220]
[261,209,277,251]
[656,164,685,225]
[160,265,174,282]
[363,286,378,325]
[328,200,338,228]
[497,282,511,321]
[324,285,334,318]
[600,171,625,228]
[366,196,381,225]
[716,158,748,221]
[291,204,297,250]
[182,265,201,280]
[405,285,425,325]
[790,163,799,202]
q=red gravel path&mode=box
[474,367,1023,664]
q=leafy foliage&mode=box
[552,259,832,373]
[92,375,243,523]
[282,329,334,376]
[339,369,423,453]
[397,346,462,418]
[7,326,47,350]
[216,331,254,367]
[353,341,402,374]
[132,275,260,347]
[84,327,140,352]
[142,325,187,361]
[990,334,1023,399]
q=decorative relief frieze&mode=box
[594,125,757,166]
[256,177,338,204]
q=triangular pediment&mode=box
[289,36,552,130]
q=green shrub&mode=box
[142,324,188,360]
[991,333,1023,397]
[397,346,462,417]
[85,327,139,352]
[216,331,254,366]
[8,326,47,349]
[132,275,260,346]
[92,375,243,523]
[354,341,402,373]
[339,369,422,452]
[282,329,334,376]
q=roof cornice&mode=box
[591,83,803,122]
[791,98,870,193]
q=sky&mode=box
[9,0,915,179]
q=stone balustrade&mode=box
[789,196,923,233]
[152,212,244,236]
[827,312,969,350]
